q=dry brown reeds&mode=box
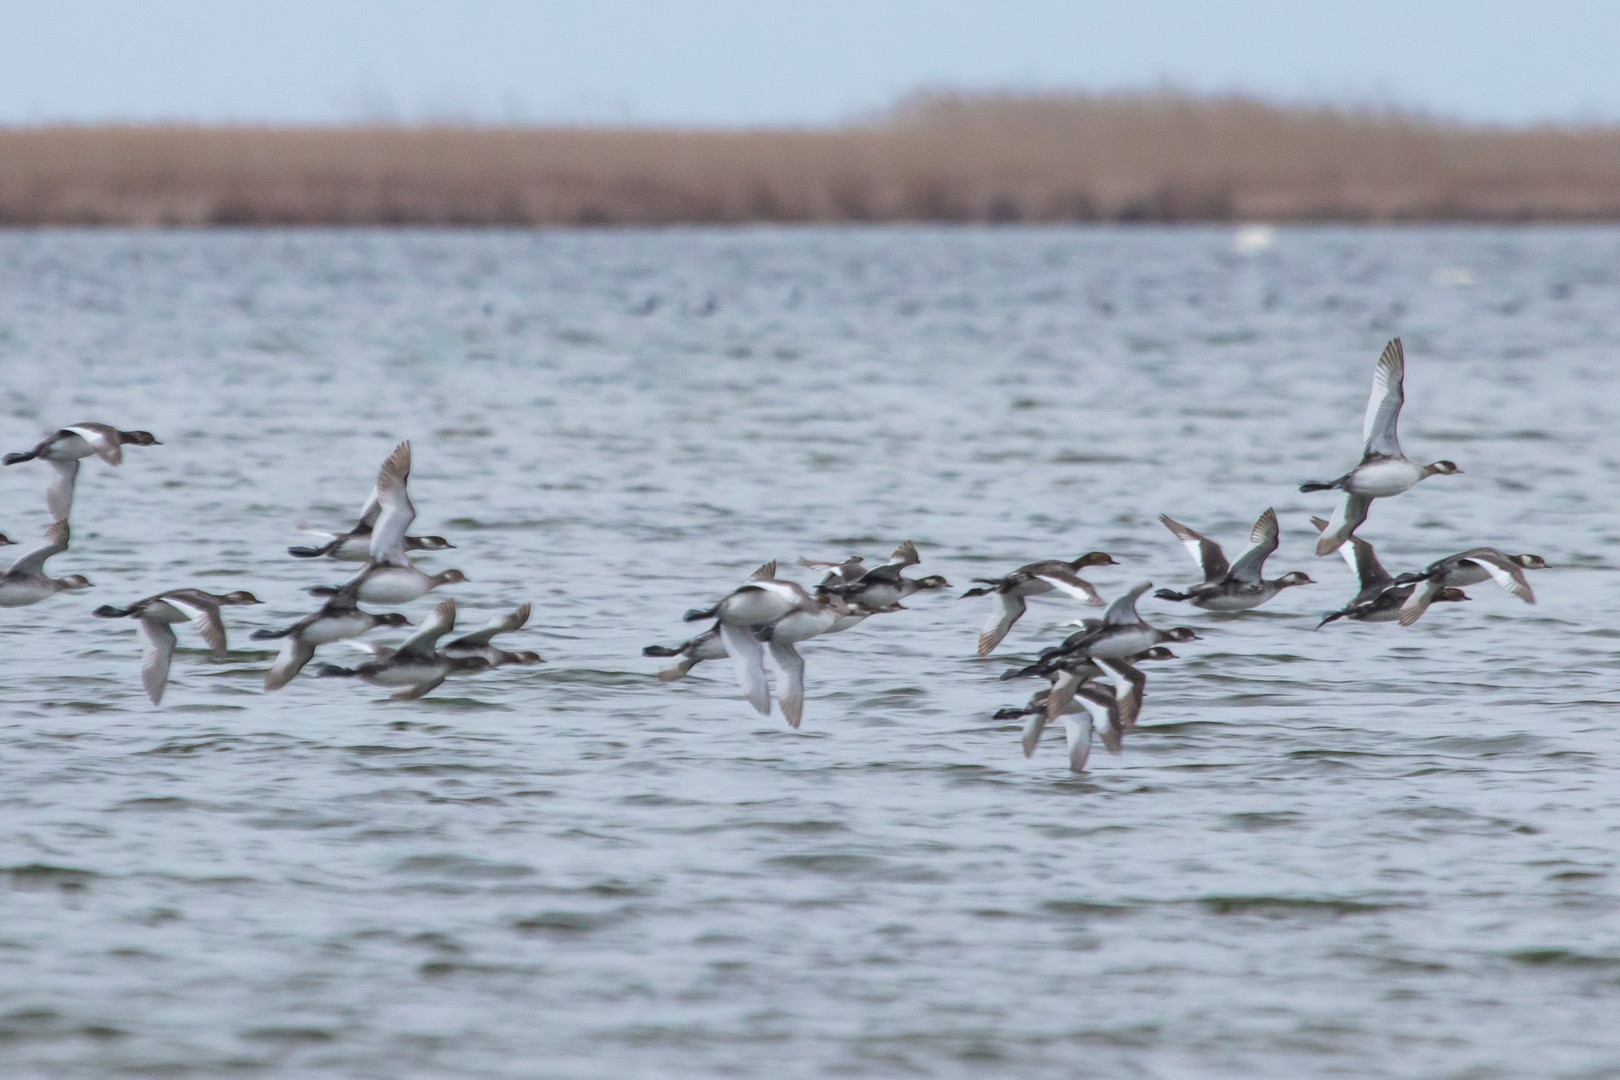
[5,91,1620,226]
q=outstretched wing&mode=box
[140,621,178,704]
[1313,514,1392,596]
[886,540,920,569]
[1315,494,1371,557]
[163,594,229,658]
[1396,579,1444,627]
[394,598,457,658]
[1044,665,1094,721]
[265,638,317,691]
[46,460,79,523]
[1159,514,1228,582]
[1459,552,1535,603]
[1094,657,1147,730]
[718,621,771,715]
[1362,338,1406,458]
[445,603,531,648]
[978,592,1026,657]
[8,521,71,577]
[1101,582,1152,628]
[1226,508,1280,584]
[1058,715,1096,772]
[1020,711,1048,759]
[368,441,415,567]
[767,641,807,729]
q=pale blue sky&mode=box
[4,0,1617,126]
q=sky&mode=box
[4,0,1619,127]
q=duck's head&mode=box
[411,535,456,551]
[435,569,470,585]
[124,430,161,446]
[0,533,14,546]
[58,574,93,591]
[1278,571,1315,587]
[376,612,413,628]
[1162,627,1200,643]
[451,656,492,673]
[1437,588,1471,604]
[1515,553,1549,569]
[1427,460,1462,476]
[1136,646,1178,661]
[509,650,544,666]
[221,590,263,605]
[1073,551,1118,569]
[911,574,950,591]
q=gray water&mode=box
[1,226,1618,1079]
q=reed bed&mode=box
[6,91,1620,226]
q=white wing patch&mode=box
[1033,574,1104,606]
[1462,557,1535,603]
[63,425,123,465]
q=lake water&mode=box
[2,226,1618,1078]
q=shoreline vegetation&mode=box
[6,91,1620,227]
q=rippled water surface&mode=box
[2,226,1619,1078]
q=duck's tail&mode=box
[682,605,717,623]
[250,627,291,641]
[315,664,357,678]
[642,644,680,657]
[992,706,1031,720]
[959,586,991,599]
[92,604,131,618]
[308,585,341,598]
[287,542,335,559]
[1299,480,1335,493]
[1315,610,1345,629]
[1154,588,1190,602]
[2,451,36,465]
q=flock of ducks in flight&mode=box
[2,340,1544,770]
[643,338,1546,770]
[1,433,539,704]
